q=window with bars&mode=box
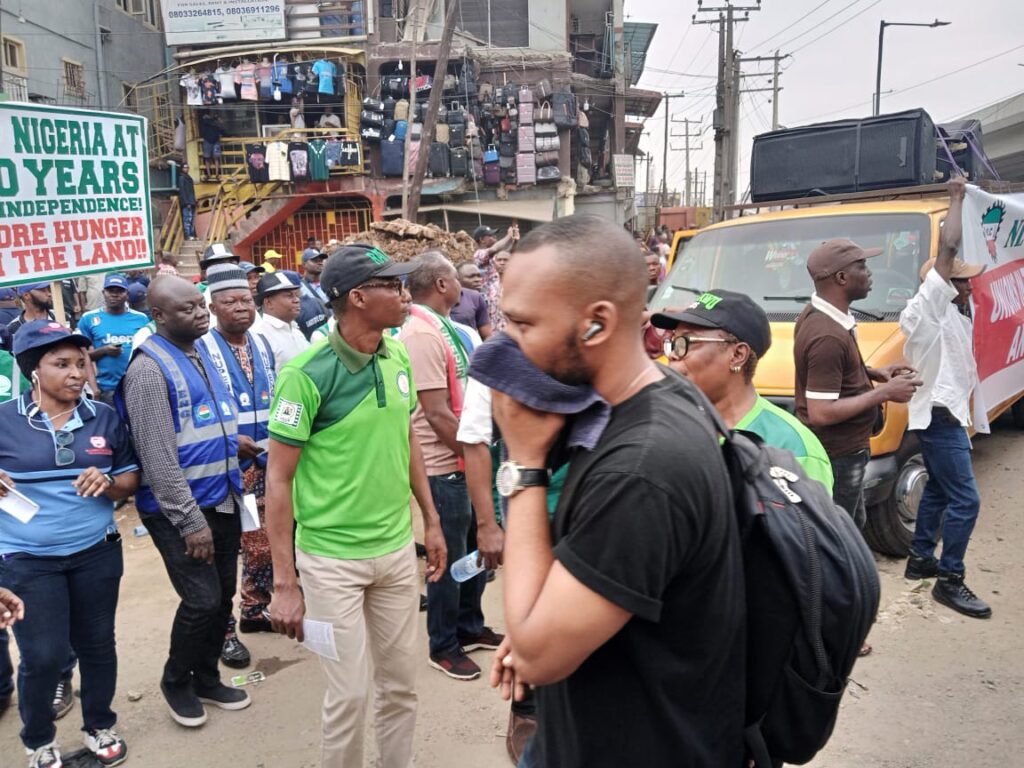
[122,83,139,111]
[63,59,86,99]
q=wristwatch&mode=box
[496,461,549,499]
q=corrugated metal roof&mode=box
[623,22,658,86]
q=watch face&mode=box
[496,461,521,498]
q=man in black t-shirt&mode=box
[489,214,745,768]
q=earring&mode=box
[730,366,741,373]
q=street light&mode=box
[874,19,951,116]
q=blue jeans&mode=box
[831,448,869,530]
[911,409,981,574]
[181,204,196,238]
[426,473,485,655]
[143,508,240,689]
[0,538,123,750]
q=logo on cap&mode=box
[366,247,390,265]
[694,292,724,311]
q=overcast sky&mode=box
[628,0,1024,201]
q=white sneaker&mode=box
[26,742,62,768]
[83,727,128,766]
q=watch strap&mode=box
[517,468,549,488]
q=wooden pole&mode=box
[406,0,459,222]
[400,11,420,220]
[50,280,67,327]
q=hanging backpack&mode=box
[552,90,578,128]
[674,376,880,768]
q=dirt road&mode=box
[2,421,1021,767]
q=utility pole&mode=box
[694,1,759,223]
[670,117,703,207]
[659,92,685,208]
[407,0,459,222]
[737,50,791,130]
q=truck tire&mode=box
[863,449,928,557]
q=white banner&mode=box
[0,103,152,288]
[961,185,1024,412]
[162,0,286,46]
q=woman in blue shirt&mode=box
[0,320,139,768]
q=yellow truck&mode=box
[649,184,1024,556]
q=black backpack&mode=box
[679,381,880,767]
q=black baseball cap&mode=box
[256,272,301,302]
[200,242,239,269]
[472,225,498,242]
[12,319,91,358]
[651,289,772,359]
[320,244,420,299]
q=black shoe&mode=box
[160,680,207,727]
[194,681,252,711]
[458,626,505,652]
[932,571,992,619]
[221,635,251,668]
[904,553,939,580]
[238,612,274,634]
[52,675,74,720]
[419,594,427,612]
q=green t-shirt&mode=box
[0,350,29,404]
[268,330,418,560]
[735,395,834,494]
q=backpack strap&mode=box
[744,723,775,768]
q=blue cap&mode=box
[281,270,303,286]
[127,283,148,302]
[12,319,91,357]
[0,287,17,300]
[16,282,49,296]
[238,261,265,275]
[104,273,129,290]
[302,247,326,264]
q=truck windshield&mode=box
[650,213,931,321]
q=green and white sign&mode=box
[0,103,152,288]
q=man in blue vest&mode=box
[118,276,252,728]
[199,264,278,642]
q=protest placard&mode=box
[0,103,152,290]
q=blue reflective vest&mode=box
[198,329,276,471]
[130,335,242,514]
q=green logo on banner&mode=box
[366,247,390,265]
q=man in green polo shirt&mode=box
[652,289,833,492]
[265,244,447,768]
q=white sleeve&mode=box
[456,378,493,445]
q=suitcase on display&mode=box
[382,96,397,120]
[552,91,578,128]
[750,109,938,202]
[381,139,405,177]
[517,126,535,152]
[449,123,466,147]
[429,142,451,176]
[435,123,450,144]
[447,104,466,125]
[383,119,396,139]
[360,110,384,127]
[516,153,536,184]
[394,99,410,121]
[411,122,423,140]
[360,126,382,142]
[393,120,408,140]
[362,97,385,112]
[409,140,421,171]
[450,147,469,176]
[484,162,501,185]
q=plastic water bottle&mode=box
[450,551,486,583]
[133,525,149,537]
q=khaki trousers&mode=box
[296,542,420,768]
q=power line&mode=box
[789,0,883,55]
[746,0,836,51]
[770,0,867,52]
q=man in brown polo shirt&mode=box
[794,238,922,531]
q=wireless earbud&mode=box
[581,322,604,341]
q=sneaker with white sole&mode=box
[194,682,251,711]
[160,680,207,728]
[83,728,127,767]
[52,677,74,720]
[26,742,62,768]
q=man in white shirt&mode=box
[252,273,310,368]
[899,176,991,619]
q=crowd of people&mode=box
[0,176,992,768]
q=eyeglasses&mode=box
[663,335,736,360]
[53,430,75,467]
[355,279,404,294]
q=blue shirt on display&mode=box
[312,59,336,94]
[76,308,150,391]
[0,395,138,557]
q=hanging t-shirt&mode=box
[216,66,237,99]
[273,61,293,94]
[199,74,220,105]
[179,74,202,106]
[325,139,342,168]
[246,143,270,183]
[291,64,308,95]
[235,62,259,101]
[257,61,273,98]
[311,59,336,95]
[307,140,330,180]
[267,141,290,181]
[288,141,310,181]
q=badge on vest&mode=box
[274,399,304,428]
[220,401,233,417]
[239,392,251,407]
[195,404,214,423]
[396,370,411,399]
[260,390,270,405]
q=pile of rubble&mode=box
[342,219,477,264]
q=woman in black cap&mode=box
[0,320,139,768]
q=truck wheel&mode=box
[863,452,928,557]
